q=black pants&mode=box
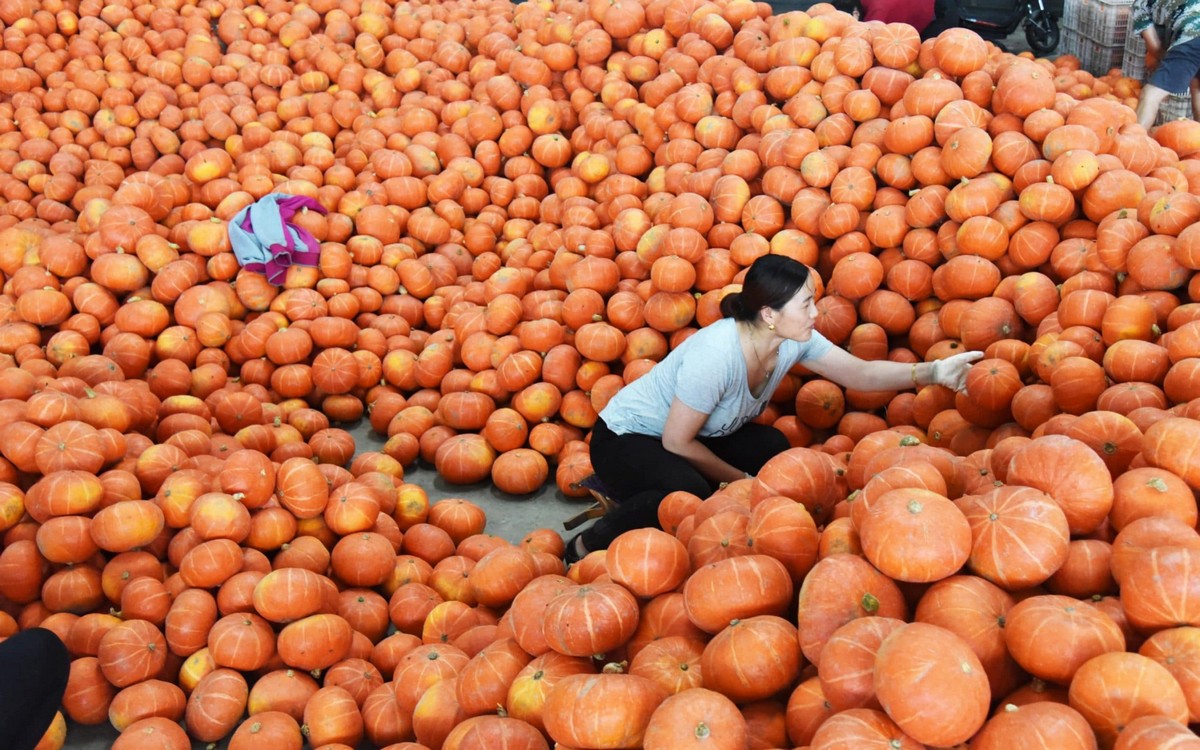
[0,629,70,750]
[583,418,789,551]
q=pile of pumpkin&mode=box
[1,0,1200,746]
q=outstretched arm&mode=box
[803,346,983,393]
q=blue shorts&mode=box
[1150,37,1200,94]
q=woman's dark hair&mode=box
[719,255,812,323]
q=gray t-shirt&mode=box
[599,317,834,438]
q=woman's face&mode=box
[766,278,817,341]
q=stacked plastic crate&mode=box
[1060,0,1134,74]
[1122,18,1193,123]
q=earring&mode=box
[767,324,775,331]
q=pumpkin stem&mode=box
[861,592,880,613]
[1147,477,1169,493]
[601,661,628,673]
[695,721,711,739]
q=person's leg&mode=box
[1140,38,1200,129]
[0,628,70,750]
[1191,76,1200,120]
[588,419,712,500]
[578,487,672,553]
[580,419,714,553]
[579,422,790,553]
[699,422,791,476]
[1138,83,1173,129]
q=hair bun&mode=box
[719,290,746,320]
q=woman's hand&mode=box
[929,351,984,393]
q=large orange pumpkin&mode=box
[543,582,640,658]
[542,671,667,749]
[642,687,748,750]
[796,554,907,666]
[1068,652,1189,747]
[1002,595,1125,685]
[1004,435,1113,535]
[683,555,793,635]
[700,615,802,704]
[873,622,990,747]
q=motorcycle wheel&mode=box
[1026,11,1060,55]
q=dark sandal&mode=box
[563,474,623,531]
[563,532,588,566]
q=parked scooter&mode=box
[937,0,1060,56]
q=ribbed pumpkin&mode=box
[873,623,990,747]
[543,582,640,658]
[543,671,667,749]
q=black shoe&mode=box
[564,533,588,566]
